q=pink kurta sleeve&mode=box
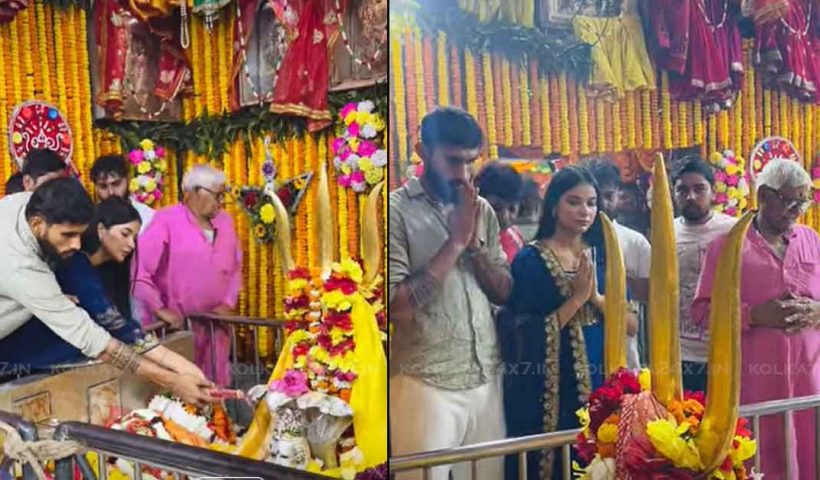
[691,234,754,331]
[222,242,242,309]
[134,211,169,316]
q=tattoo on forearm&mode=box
[405,272,441,308]
[110,342,143,374]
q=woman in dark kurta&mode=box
[499,166,608,480]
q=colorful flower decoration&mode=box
[127,139,167,206]
[236,141,312,243]
[708,150,750,217]
[749,136,800,182]
[573,368,756,480]
[332,100,387,193]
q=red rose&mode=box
[574,432,596,464]
[588,385,623,431]
[735,417,752,437]
[610,368,641,394]
[243,191,258,209]
[326,277,358,294]
[683,390,706,405]
[277,187,294,207]
[288,268,311,280]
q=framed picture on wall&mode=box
[538,0,622,25]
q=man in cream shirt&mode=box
[0,178,212,405]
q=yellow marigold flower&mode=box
[137,161,152,174]
[729,436,756,465]
[288,278,309,294]
[139,139,154,150]
[646,419,704,470]
[359,157,374,172]
[709,152,723,164]
[259,203,275,224]
[715,181,727,193]
[371,115,386,131]
[349,137,360,152]
[639,368,651,391]
[334,258,364,283]
[726,164,739,176]
[144,179,157,193]
[356,111,371,126]
[365,167,384,184]
[129,179,140,193]
[596,423,618,444]
[322,290,353,311]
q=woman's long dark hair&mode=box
[534,165,604,248]
[81,197,141,321]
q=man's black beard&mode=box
[681,204,711,223]
[422,169,460,205]
[36,237,71,269]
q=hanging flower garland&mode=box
[127,139,167,206]
[810,158,820,204]
[332,100,387,193]
[708,150,750,217]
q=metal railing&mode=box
[0,410,39,480]
[52,420,324,480]
[389,393,820,480]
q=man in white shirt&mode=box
[672,157,736,392]
[586,159,650,369]
[91,155,155,233]
[0,178,212,404]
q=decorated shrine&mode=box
[0,0,387,478]
[389,0,820,228]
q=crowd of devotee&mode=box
[389,106,820,480]
[0,150,242,406]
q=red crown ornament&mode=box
[8,101,74,172]
[749,136,800,181]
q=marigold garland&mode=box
[19,9,34,98]
[587,93,597,153]
[217,18,230,113]
[35,2,50,100]
[450,43,462,107]
[529,58,541,147]
[541,77,552,154]
[641,90,652,149]
[733,94,743,155]
[511,62,524,146]
[497,57,511,146]
[779,91,789,140]
[708,113,717,157]
[792,99,800,157]
[567,78,578,154]
[678,101,689,148]
[558,73,570,155]
[422,34,435,115]
[578,88,590,155]
[391,36,409,171]
[339,175,349,259]
[549,75,561,153]
[763,88,772,137]
[464,49,479,129]
[413,28,427,127]
[8,15,22,107]
[595,98,606,153]
[613,101,622,152]
[482,51,498,158]
[436,32,449,106]
[348,189,358,258]
[24,8,39,97]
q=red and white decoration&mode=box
[8,100,73,169]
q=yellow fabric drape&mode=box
[572,15,655,101]
[214,293,387,476]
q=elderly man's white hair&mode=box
[181,164,227,193]
[755,159,811,193]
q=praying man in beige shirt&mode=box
[0,178,214,405]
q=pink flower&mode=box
[358,140,377,157]
[726,206,737,216]
[270,369,309,397]
[714,171,727,183]
[813,167,820,179]
[338,174,352,187]
[153,189,162,200]
[155,146,165,158]
[351,170,365,183]
[339,146,352,161]
[814,191,820,203]
[332,137,346,154]
[726,175,739,187]
[340,102,357,120]
[715,193,729,204]
[347,122,360,138]
[129,149,144,165]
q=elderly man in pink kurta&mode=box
[692,160,820,480]
[133,165,242,387]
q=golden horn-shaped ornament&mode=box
[317,161,335,278]
[695,211,754,472]
[362,181,385,285]
[599,212,627,375]
[268,188,293,273]
[648,153,683,406]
